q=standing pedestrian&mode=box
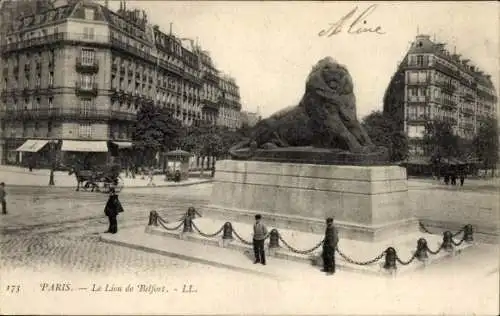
[0,182,7,215]
[322,217,339,275]
[104,188,124,234]
[253,214,268,265]
[460,173,465,186]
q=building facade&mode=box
[240,110,261,127]
[384,34,498,160]
[0,0,243,166]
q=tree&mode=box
[422,119,461,161]
[362,111,408,162]
[473,117,499,174]
[132,104,182,166]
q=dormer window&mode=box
[84,8,95,20]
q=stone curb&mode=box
[144,224,475,276]
[99,234,281,280]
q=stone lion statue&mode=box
[230,57,379,160]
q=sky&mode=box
[103,1,499,120]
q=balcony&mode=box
[464,93,475,102]
[441,99,457,110]
[405,63,428,70]
[24,64,30,73]
[111,63,117,72]
[110,110,137,122]
[75,58,99,73]
[203,72,219,84]
[406,78,429,86]
[434,81,456,94]
[433,62,460,79]
[1,33,66,55]
[109,37,155,64]
[159,59,183,76]
[461,107,474,116]
[75,82,98,96]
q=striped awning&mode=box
[15,140,49,152]
[61,140,108,152]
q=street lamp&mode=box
[48,140,55,186]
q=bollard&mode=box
[383,247,397,271]
[222,222,234,240]
[187,207,196,219]
[182,215,193,233]
[148,210,158,226]
[268,229,280,249]
[442,231,454,252]
[415,238,428,262]
[463,224,474,243]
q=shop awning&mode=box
[61,140,108,152]
[15,139,49,152]
[112,141,133,149]
[165,149,192,157]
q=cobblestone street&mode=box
[0,184,218,276]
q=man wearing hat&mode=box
[253,214,268,265]
[104,188,124,234]
[322,217,339,275]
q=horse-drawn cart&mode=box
[71,169,124,193]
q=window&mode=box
[80,49,95,65]
[34,98,40,110]
[83,27,94,40]
[36,75,41,88]
[84,8,95,20]
[49,72,54,86]
[79,98,93,115]
[3,78,7,90]
[24,97,30,109]
[79,123,92,138]
[48,97,53,108]
[80,74,93,89]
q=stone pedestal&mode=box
[207,160,418,242]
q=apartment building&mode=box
[0,0,243,166]
[384,34,498,160]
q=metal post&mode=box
[268,229,280,248]
[222,222,233,240]
[463,224,474,243]
[48,140,55,186]
[383,247,397,271]
[415,238,429,262]
[442,231,454,252]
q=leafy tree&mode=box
[473,117,499,174]
[132,103,182,166]
[422,119,461,162]
[362,110,408,162]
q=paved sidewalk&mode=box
[0,166,211,188]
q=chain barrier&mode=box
[232,229,253,245]
[396,253,417,266]
[278,234,324,255]
[336,247,386,266]
[157,216,184,231]
[149,214,473,267]
[420,222,465,238]
[426,243,443,255]
[191,221,224,238]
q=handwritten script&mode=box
[318,4,385,37]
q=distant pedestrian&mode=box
[0,182,7,215]
[253,214,268,265]
[444,174,449,185]
[451,173,457,186]
[322,217,339,275]
[460,174,465,186]
[104,188,124,234]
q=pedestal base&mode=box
[209,160,417,242]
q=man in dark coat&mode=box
[104,188,124,234]
[322,217,339,275]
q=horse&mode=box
[68,168,99,192]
